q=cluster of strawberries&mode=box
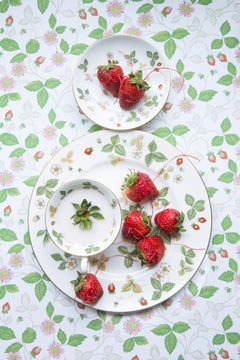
[72,170,185,305]
[97,60,150,110]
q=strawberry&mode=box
[122,209,152,241]
[207,55,215,66]
[136,235,165,266]
[154,208,185,234]
[121,170,159,203]
[71,272,103,305]
[97,60,124,97]
[118,70,150,109]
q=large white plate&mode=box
[28,130,212,313]
[72,35,171,130]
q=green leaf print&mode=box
[25,133,39,148]
[22,327,37,343]
[89,28,104,39]
[224,37,239,48]
[0,132,18,145]
[0,326,16,340]
[11,53,27,62]
[37,0,49,13]
[0,38,19,51]
[0,228,17,241]
[68,334,87,346]
[57,329,67,344]
[220,20,231,36]
[136,3,153,13]
[26,39,39,53]
[5,342,23,353]
[199,286,218,298]
[198,90,217,101]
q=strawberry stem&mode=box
[171,241,205,251]
[95,254,137,275]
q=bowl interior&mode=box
[45,179,122,257]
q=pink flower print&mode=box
[234,174,240,186]
[9,253,25,269]
[43,125,57,140]
[0,75,15,91]
[233,76,240,88]
[50,163,62,176]
[124,26,142,37]
[0,266,13,284]
[40,319,56,335]
[137,13,154,28]
[235,48,240,63]
[234,273,240,285]
[0,170,14,186]
[106,1,124,17]
[179,98,194,113]
[11,62,26,77]
[172,76,185,93]
[179,2,195,17]
[66,257,78,270]
[180,294,196,310]
[44,30,58,45]
[123,317,142,335]
[48,342,64,358]
[10,157,26,172]
[51,51,66,67]
[7,352,22,360]
[102,320,114,333]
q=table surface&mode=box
[0,1,240,359]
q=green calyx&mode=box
[97,59,119,71]
[129,70,150,91]
[71,198,104,230]
[176,211,186,232]
[71,271,85,292]
[121,170,138,190]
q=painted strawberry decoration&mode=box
[118,70,150,109]
[71,272,103,305]
[97,60,124,97]
[154,208,185,234]
[121,170,159,203]
[122,209,152,242]
[136,235,165,266]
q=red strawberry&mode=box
[136,235,165,266]
[97,60,124,97]
[154,208,185,234]
[219,349,229,359]
[122,209,152,241]
[218,53,227,62]
[121,170,159,203]
[118,70,150,109]
[207,55,215,66]
[71,272,103,305]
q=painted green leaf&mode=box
[229,258,238,273]
[9,92,21,101]
[68,334,86,346]
[5,342,23,353]
[89,28,104,39]
[164,38,176,59]
[6,284,18,293]
[188,85,197,100]
[212,234,224,245]
[228,62,237,76]
[22,327,36,343]
[221,117,231,132]
[211,38,223,49]
[26,39,39,53]
[56,25,66,34]
[173,322,190,333]
[172,28,189,39]
[222,215,232,231]
[198,0,212,4]
[199,286,218,298]
[0,326,16,340]
[217,74,233,86]
[37,87,48,108]
[207,187,218,197]
[0,94,8,107]
[0,286,6,299]
[222,315,233,331]
[165,331,177,354]
[99,16,107,30]
[211,135,224,146]
[10,53,27,63]
[7,188,19,196]
[135,336,148,345]
[226,332,240,344]
[87,319,103,330]
[0,0,9,12]
[228,159,237,173]
[162,282,175,292]
[225,134,240,145]
[23,176,38,187]
[60,39,69,53]
[53,315,64,323]
[22,272,42,283]
[112,22,124,33]
[0,132,18,145]
[0,190,7,203]
[57,329,67,344]
[185,193,194,206]
[218,172,233,183]
[49,13,57,29]
[184,71,194,80]
[0,38,19,51]
[37,0,49,13]
[218,271,234,282]
[151,324,171,336]
[45,78,61,89]
[152,127,171,138]
[226,232,240,244]
[70,43,88,55]
[151,31,171,42]
[59,134,68,147]
[55,121,65,129]
[123,337,135,352]
[46,301,54,318]
[114,144,126,156]
[176,59,184,74]
[0,228,17,241]
[137,3,153,13]
[224,37,239,48]
[198,90,217,101]
[25,80,43,91]
[9,147,26,157]
[213,333,225,345]
[220,20,231,36]
[188,280,198,296]
[35,279,47,301]
[25,133,39,148]
[8,243,24,253]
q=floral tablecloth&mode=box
[0,1,240,359]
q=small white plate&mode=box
[45,179,122,257]
[72,34,171,130]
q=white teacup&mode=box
[45,179,122,273]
